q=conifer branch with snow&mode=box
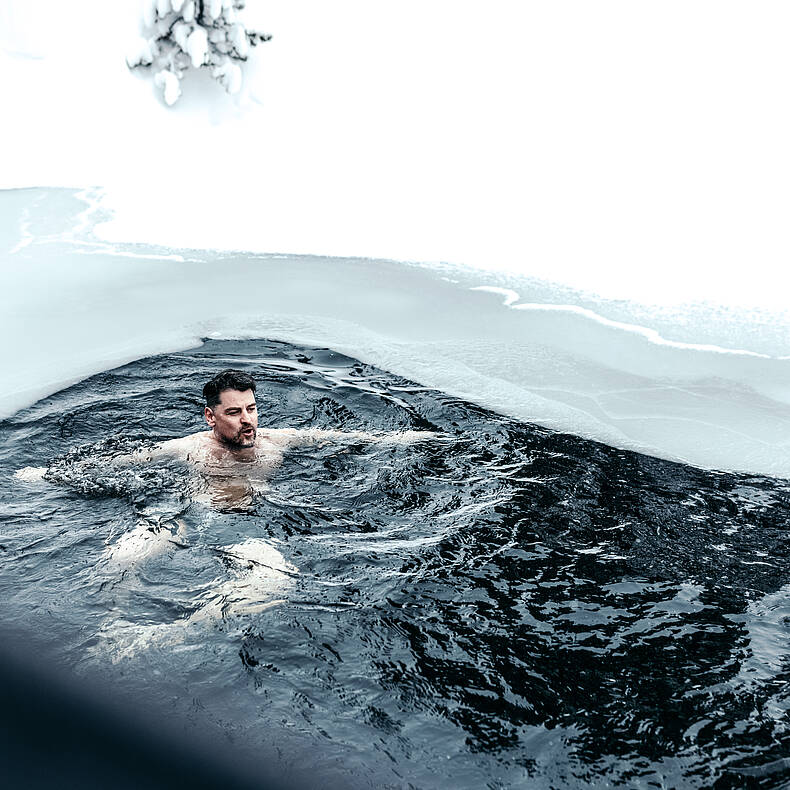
[126,0,270,105]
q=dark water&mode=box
[2,339,790,789]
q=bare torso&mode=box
[157,429,298,509]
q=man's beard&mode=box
[222,427,257,449]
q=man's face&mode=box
[205,388,258,448]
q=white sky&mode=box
[2,1,789,307]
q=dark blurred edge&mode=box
[0,627,308,790]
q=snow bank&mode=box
[2,1,790,308]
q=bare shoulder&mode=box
[154,432,211,459]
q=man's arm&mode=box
[13,436,193,483]
[113,436,193,464]
[269,427,443,451]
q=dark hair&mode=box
[202,369,257,409]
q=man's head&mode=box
[202,369,258,449]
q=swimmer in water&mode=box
[16,368,440,510]
[125,368,438,509]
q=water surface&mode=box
[2,338,790,788]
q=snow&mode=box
[229,24,248,58]
[125,37,153,68]
[207,0,222,21]
[1,0,786,308]
[1,1,788,308]
[213,61,242,94]
[154,68,181,105]
[173,22,190,52]
[142,0,156,27]
[186,26,208,68]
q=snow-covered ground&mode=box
[2,1,789,477]
[4,0,789,306]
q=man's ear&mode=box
[204,406,216,427]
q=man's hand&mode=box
[13,466,47,482]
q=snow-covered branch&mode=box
[126,0,271,105]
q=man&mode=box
[16,368,437,509]
[133,368,437,509]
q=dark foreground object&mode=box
[0,635,285,790]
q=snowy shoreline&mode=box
[3,187,789,480]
